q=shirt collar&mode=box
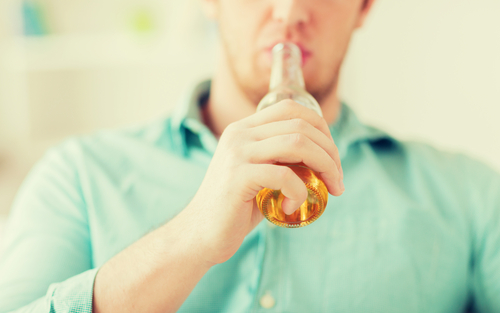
[329,101,395,159]
[170,80,217,156]
[170,79,395,159]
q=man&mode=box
[1,0,499,312]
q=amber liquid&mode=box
[256,163,328,228]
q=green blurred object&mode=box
[22,0,49,36]
[130,8,155,33]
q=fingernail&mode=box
[340,166,344,179]
[339,179,345,192]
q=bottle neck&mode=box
[269,43,305,91]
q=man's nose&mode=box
[272,0,310,28]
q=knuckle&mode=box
[225,146,243,162]
[219,130,232,143]
[280,99,296,107]
[278,99,300,115]
[312,114,324,127]
[223,122,240,136]
[290,118,307,131]
[288,133,304,147]
[220,123,241,143]
[327,142,340,160]
[328,158,339,177]
[225,121,239,131]
[332,142,339,153]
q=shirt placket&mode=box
[251,220,288,312]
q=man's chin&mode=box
[237,78,269,106]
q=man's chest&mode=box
[85,155,471,312]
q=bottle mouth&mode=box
[272,42,302,55]
[272,42,302,63]
[272,42,312,67]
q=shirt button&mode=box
[260,292,276,309]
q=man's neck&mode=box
[203,56,341,138]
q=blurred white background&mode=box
[0,0,499,235]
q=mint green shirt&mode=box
[1,80,500,313]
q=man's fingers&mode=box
[281,197,303,215]
[245,134,343,196]
[249,118,342,173]
[245,164,308,213]
[242,100,333,141]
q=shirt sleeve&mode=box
[468,161,500,312]
[0,141,96,313]
[7,269,99,313]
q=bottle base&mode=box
[256,164,328,228]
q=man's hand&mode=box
[186,100,344,266]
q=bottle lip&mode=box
[272,42,302,59]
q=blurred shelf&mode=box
[1,32,209,72]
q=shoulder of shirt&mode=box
[354,118,497,175]
[39,115,179,167]
[358,127,500,219]
[408,140,497,174]
[382,134,500,186]
[347,113,500,189]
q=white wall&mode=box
[339,0,500,172]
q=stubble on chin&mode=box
[238,75,270,107]
[309,71,339,106]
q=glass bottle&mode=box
[256,42,328,228]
